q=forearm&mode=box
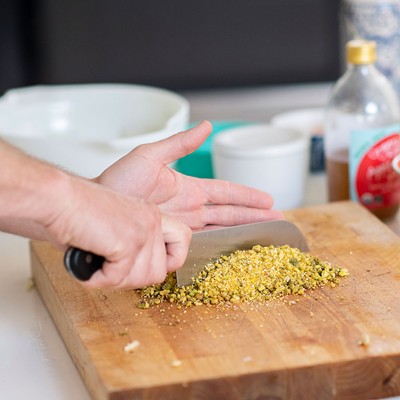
[0,139,68,239]
[0,217,47,240]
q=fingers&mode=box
[80,210,191,290]
[161,215,192,272]
[134,120,213,165]
[79,224,159,290]
[196,178,276,209]
[160,204,284,231]
[82,238,168,290]
[201,204,284,227]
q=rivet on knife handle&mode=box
[64,247,105,281]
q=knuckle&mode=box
[132,143,149,155]
[184,224,192,241]
[102,267,125,287]
[151,269,167,285]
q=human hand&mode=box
[0,138,192,289]
[96,121,284,230]
[41,175,192,289]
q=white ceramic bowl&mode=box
[270,107,325,172]
[212,124,309,210]
[0,84,189,177]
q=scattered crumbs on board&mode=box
[26,277,35,291]
[357,333,370,348]
[124,340,140,353]
[171,359,182,368]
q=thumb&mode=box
[136,120,213,165]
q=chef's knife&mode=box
[64,220,308,285]
[175,220,308,287]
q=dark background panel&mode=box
[0,0,341,94]
[0,0,33,93]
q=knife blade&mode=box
[176,220,309,287]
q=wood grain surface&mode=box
[30,201,400,400]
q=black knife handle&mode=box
[64,247,105,281]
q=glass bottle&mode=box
[325,39,400,219]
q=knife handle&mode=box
[64,247,105,281]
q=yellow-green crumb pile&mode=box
[137,245,349,308]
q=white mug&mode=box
[212,124,309,210]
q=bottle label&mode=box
[350,124,400,210]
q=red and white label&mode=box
[355,133,400,209]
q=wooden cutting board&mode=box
[30,201,400,400]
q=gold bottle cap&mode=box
[346,40,376,64]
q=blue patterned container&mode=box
[341,0,400,97]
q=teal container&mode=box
[175,120,251,178]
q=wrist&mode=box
[0,141,72,227]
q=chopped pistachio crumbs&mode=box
[137,245,349,308]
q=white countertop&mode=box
[1,82,399,399]
[0,233,90,399]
